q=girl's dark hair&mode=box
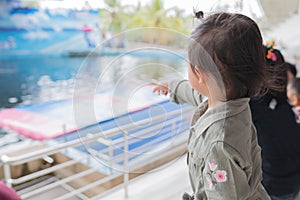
[188,12,266,100]
[264,47,288,101]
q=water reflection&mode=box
[0,57,83,108]
[0,61,21,108]
[0,54,187,109]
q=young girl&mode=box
[153,12,270,199]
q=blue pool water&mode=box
[0,54,187,109]
[0,57,83,108]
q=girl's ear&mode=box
[295,96,300,106]
[194,66,205,84]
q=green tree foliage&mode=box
[101,0,191,45]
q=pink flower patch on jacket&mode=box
[214,170,227,182]
[206,161,228,189]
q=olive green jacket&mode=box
[169,80,270,200]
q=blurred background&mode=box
[0,0,299,109]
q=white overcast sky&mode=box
[40,0,264,18]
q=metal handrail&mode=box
[20,168,97,199]
[0,106,192,165]
[11,159,80,185]
[53,172,123,200]
[0,104,193,199]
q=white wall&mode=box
[259,0,299,22]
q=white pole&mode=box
[124,131,129,198]
[2,155,12,187]
[298,0,300,15]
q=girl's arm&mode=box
[153,79,204,107]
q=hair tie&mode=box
[266,41,277,62]
[193,8,204,20]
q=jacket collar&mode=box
[191,98,250,138]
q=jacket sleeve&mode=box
[198,142,251,200]
[169,79,204,107]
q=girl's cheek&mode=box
[188,66,194,81]
[188,68,197,87]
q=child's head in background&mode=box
[287,78,300,108]
[188,12,266,102]
[285,62,297,81]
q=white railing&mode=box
[0,105,193,200]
